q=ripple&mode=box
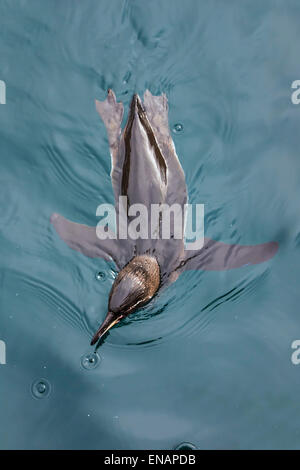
[182,268,271,340]
[92,294,175,350]
[22,273,90,336]
[43,139,92,202]
[92,279,203,350]
[97,266,272,350]
[174,442,198,450]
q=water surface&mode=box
[0,0,300,449]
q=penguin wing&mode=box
[179,238,279,271]
[50,213,127,269]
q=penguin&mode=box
[51,90,278,345]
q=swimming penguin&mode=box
[51,89,278,345]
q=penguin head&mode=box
[91,255,160,345]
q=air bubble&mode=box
[31,379,51,399]
[95,271,106,282]
[174,442,198,450]
[173,123,184,134]
[81,352,101,370]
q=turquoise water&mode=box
[0,0,300,450]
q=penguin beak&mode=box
[90,312,123,346]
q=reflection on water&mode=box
[0,0,300,450]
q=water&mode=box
[0,0,300,450]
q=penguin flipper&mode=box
[180,238,279,271]
[50,213,124,268]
